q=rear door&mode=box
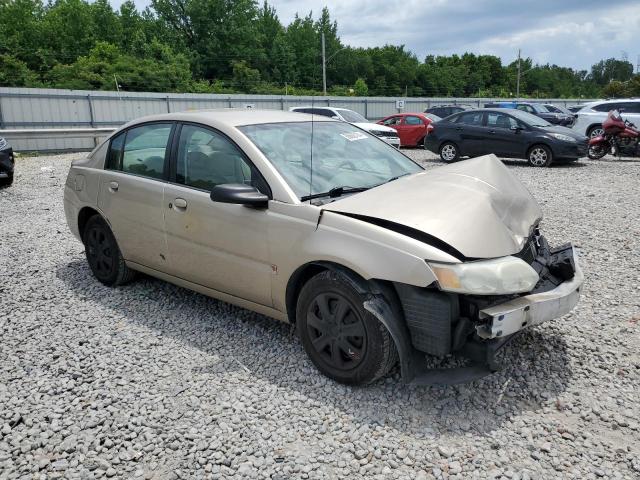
[162,123,273,306]
[452,111,486,156]
[97,122,174,271]
[401,115,427,146]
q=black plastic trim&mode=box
[329,212,468,261]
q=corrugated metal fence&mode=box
[0,87,595,152]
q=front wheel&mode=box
[83,215,135,286]
[439,142,459,162]
[296,271,397,385]
[527,144,553,167]
[588,125,604,138]
[587,142,609,159]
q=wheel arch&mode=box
[286,261,418,382]
[286,261,376,325]
[77,206,102,241]
[586,123,603,136]
[527,142,554,157]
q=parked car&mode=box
[568,104,588,113]
[289,106,400,148]
[542,103,578,126]
[0,137,15,186]
[424,108,588,167]
[64,110,583,385]
[424,104,473,118]
[571,99,640,138]
[484,101,574,126]
[376,113,436,147]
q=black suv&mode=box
[424,104,474,119]
[0,137,14,186]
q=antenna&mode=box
[309,94,314,200]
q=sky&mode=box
[116,0,640,72]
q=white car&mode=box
[572,99,640,138]
[290,106,401,148]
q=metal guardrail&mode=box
[0,127,116,138]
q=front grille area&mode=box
[373,130,399,138]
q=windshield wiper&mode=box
[385,173,411,183]
[301,185,370,202]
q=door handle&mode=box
[489,130,496,134]
[455,126,463,131]
[109,181,119,191]
[173,198,188,209]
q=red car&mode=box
[377,113,439,147]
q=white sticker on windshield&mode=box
[340,132,368,142]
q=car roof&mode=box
[123,109,334,129]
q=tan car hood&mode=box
[324,154,542,260]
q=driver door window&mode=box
[486,112,518,129]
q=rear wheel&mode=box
[439,142,459,163]
[83,215,135,286]
[296,271,397,385]
[527,144,553,167]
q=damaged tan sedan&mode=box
[64,110,583,385]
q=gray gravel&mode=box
[1,151,639,480]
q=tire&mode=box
[296,271,397,385]
[588,125,604,139]
[82,215,135,287]
[527,144,553,167]
[587,143,608,159]
[439,142,459,163]
[0,173,13,187]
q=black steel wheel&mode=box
[82,215,135,286]
[297,271,397,385]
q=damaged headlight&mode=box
[427,256,539,295]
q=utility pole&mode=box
[516,49,521,99]
[321,33,327,96]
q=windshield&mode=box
[239,121,423,200]
[337,109,369,123]
[508,109,551,127]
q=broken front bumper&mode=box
[476,245,583,339]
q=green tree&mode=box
[353,78,368,96]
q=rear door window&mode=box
[593,102,624,112]
[106,123,172,180]
[404,116,423,125]
[456,111,484,126]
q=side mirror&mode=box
[510,125,524,132]
[210,183,268,209]
[332,115,341,120]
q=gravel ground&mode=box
[1,151,639,480]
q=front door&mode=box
[97,122,174,271]
[162,123,273,306]
[484,112,524,157]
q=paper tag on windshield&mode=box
[340,132,368,142]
